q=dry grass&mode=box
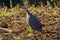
[0,5,60,40]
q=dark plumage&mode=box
[26,12,42,33]
[21,6,42,33]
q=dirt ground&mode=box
[0,7,60,40]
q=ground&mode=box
[0,6,60,40]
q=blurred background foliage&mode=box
[0,0,60,39]
[0,0,60,8]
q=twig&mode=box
[0,27,13,33]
